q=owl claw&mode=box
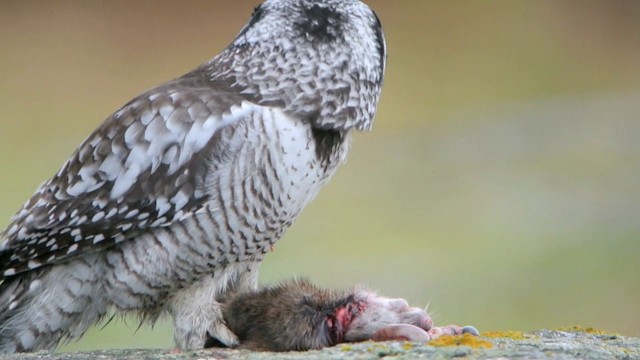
[207,320,240,348]
[173,306,239,350]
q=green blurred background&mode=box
[1,0,639,352]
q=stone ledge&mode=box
[2,328,638,360]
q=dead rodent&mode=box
[205,279,478,351]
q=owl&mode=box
[0,0,385,353]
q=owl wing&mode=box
[0,72,261,278]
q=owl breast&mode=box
[199,104,351,261]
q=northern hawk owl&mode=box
[0,0,386,353]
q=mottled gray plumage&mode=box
[0,0,385,353]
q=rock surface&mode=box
[1,328,638,360]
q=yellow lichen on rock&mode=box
[339,344,354,351]
[481,331,526,340]
[557,326,610,335]
[428,333,493,349]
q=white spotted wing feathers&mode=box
[0,76,250,277]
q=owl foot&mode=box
[172,300,239,350]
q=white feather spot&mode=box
[125,209,140,219]
[54,190,67,200]
[3,268,16,276]
[124,122,144,147]
[93,234,105,244]
[137,212,150,220]
[140,110,154,125]
[155,198,171,217]
[92,212,105,222]
[110,162,141,199]
[105,208,118,219]
[120,223,133,231]
[99,154,124,181]
[150,217,166,227]
[36,198,48,208]
[66,244,79,254]
[88,181,107,193]
[8,301,18,311]
[79,164,98,181]
[27,260,41,269]
[92,198,108,209]
[126,144,149,169]
[144,116,166,142]
[164,147,181,174]
[66,180,93,197]
[7,224,18,237]
[29,280,41,292]
[159,102,175,119]
[89,135,102,148]
[16,208,29,219]
[187,101,210,122]
[173,210,185,221]
[166,108,189,134]
[170,192,188,212]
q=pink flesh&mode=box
[336,302,363,329]
[335,307,351,327]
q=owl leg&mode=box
[169,262,260,350]
[171,291,237,350]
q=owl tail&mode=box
[0,259,107,353]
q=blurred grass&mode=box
[0,0,639,352]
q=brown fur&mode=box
[206,279,475,352]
